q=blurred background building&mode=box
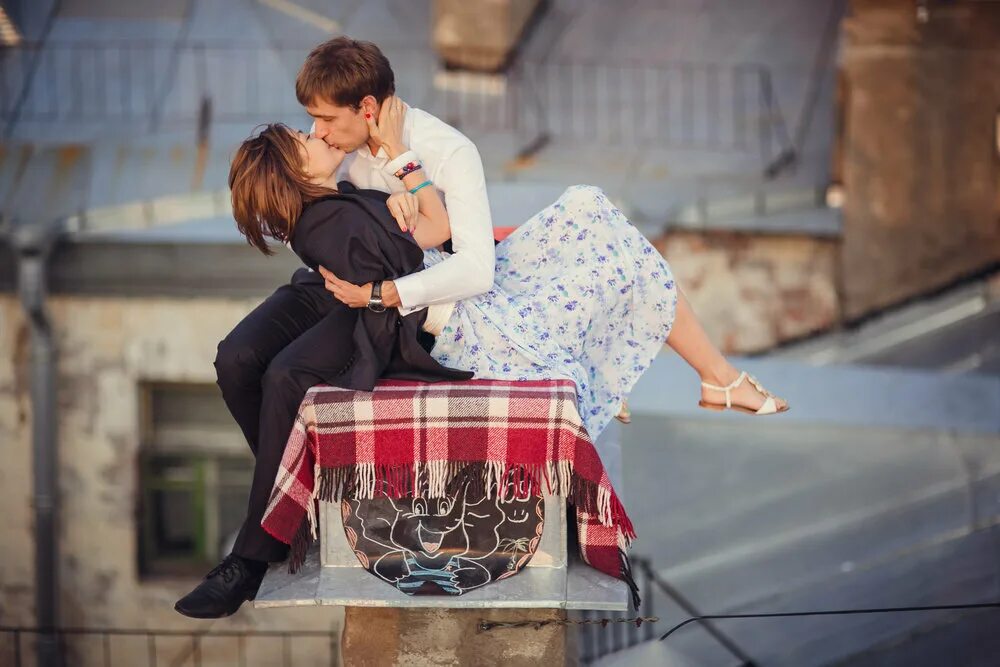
[0,0,997,665]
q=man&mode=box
[174,36,496,618]
[304,40,496,315]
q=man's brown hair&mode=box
[228,123,334,255]
[296,36,395,109]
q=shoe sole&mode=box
[174,600,245,619]
[698,401,790,415]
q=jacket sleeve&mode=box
[295,200,390,286]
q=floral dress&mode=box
[427,185,679,443]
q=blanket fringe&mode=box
[287,499,319,574]
[285,461,638,576]
[313,461,635,534]
[619,548,642,610]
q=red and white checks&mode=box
[260,378,640,605]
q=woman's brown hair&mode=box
[296,36,395,109]
[228,123,334,255]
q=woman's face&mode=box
[293,128,346,184]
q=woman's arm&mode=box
[371,97,453,250]
[387,191,450,250]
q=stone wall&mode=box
[654,230,841,354]
[342,608,568,666]
[839,0,1000,320]
[0,295,343,666]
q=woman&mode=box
[231,127,790,444]
[176,122,474,620]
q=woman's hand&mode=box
[386,191,420,233]
[318,267,401,308]
[366,95,407,159]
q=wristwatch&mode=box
[367,280,387,313]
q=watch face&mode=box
[368,301,387,313]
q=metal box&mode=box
[255,424,629,610]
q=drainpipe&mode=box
[11,217,65,667]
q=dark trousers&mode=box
[217,269,358,562]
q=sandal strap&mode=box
[701,371,750,391]
[701,370,784,413]
[746,373,776,399]
[756,396,778,415]
[700,371,748,408]
[700,371,747,392]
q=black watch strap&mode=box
[368,280,386,312]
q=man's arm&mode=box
[390,142,495,309]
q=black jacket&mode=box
[288,182,473,391]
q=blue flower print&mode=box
[424,184,679,446]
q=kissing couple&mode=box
[174,36,789,619]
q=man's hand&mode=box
[386,191,420,234]
[318,266,401,308]
[366,95,407,159]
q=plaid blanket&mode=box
[260,378,640,607]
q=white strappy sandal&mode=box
[698,371,789,416]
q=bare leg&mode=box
[665,288,787,411]
[616,286,787,421]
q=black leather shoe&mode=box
[174,554,267,619]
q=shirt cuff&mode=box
[383,149,420,178]
[392,273,424,311]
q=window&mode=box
[137,383,253,577]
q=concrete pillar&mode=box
[341,607,570,666]
[839,0,1000,319]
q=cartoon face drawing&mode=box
[343,467,545,595]
[497,474,535,524]
[384,490,471,561]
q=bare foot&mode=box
[700,368,788,413]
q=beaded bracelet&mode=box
[393,160,422,179]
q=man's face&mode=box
[306,96,372,154]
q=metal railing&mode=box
[0,41,794,167]
[0,625,339,667]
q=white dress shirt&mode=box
[326,105,496,322]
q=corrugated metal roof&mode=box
[0,144,91,223]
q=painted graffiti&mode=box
[342,469,544,595]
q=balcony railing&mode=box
[0,41,794,168]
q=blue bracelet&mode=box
[408,180,432,195]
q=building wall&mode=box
[0,294,343,666]
[0,225,839,662]
[839,0,1000,320]
[653,231,841,353]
